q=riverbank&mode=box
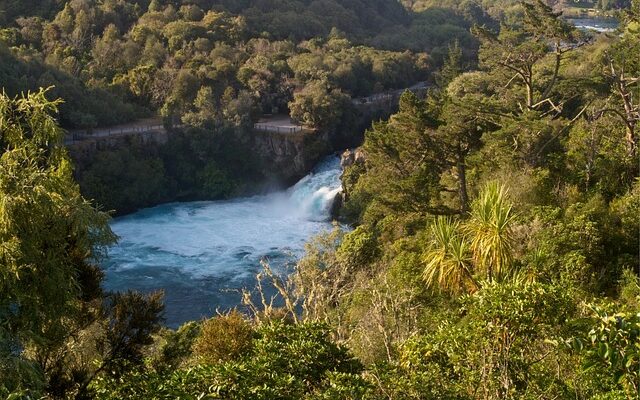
[69,123,333,216]
[567,16,620,32]
[562,6,620,19]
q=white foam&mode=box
[569,18,618,33]
[105,156,342,278]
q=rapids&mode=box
[568,17,619,33]
[102,156,342,327]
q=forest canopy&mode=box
[1,0,639,399]
[0,0,480,128]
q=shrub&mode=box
[193,311,255,364]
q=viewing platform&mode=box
[64,118,167,145]
[254,115,311,134]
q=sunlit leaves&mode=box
[422,182,515,293]
[570,305,640,397]
[466,181,515,281]
[0,88,114,394]
[422,216,476,293]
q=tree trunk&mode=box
[609,56,638,157]
[457,147,469,214]
[625,123,636,158]
[525,65,534,109]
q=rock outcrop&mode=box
[250,128,331,187]
[340,148,366,168]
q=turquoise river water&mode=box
[102,156,342,327]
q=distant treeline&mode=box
[0,0,488,129]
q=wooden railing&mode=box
[65,124,167,144]
[253,123,303,134]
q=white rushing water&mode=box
[568,18,619,33]
[102,156,342,327]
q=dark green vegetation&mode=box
[403,0,631,15]
[0,0,469,129]
[0,0,486,213]
[74,125,261,214]
[0,90,165,399]
[1,0,640,399]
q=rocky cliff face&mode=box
[66,123,333,192]
[67,129,170,182]
[340,148,366,169]
[66,117,372,216]
[331,147,366,221]
[250,128,332,186]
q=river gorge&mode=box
[102,155,342,327]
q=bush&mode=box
[193,311,254,364]
[93,321,365,400]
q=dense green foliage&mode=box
[0,0,474,213]
[1,0,639,399]
[0,0,461,129]
[0,90,165,398]
[92,320,365,400]
[75,124,262,213]
[325,1,639,398]
[0,44,143,127]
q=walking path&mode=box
[64,118,165,144]
[254,115,305,134]
[63,81,430,144]
[256,82,430,133]
[352,81,429,105]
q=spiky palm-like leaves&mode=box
[423,216,478,293]
[422,182,515,293]
[466,182,515,282]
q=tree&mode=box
[182,86,219,128]
[570,305,640,398]
[433,42,488,212]
[466,182,515,282]
[238,47,294,114]
[422,182,515,293]
[591,0,640,156]
[16,16,44,47]
[193,311,254,364]
[76,291,165,398]
[0,89,166,399]
[90,24,126,80]
[474,0,581,115]
[0,88,114,395]
[288,79,350,129]
[354,91,452,218]
[422,217,478,293]
[222,89,257,127]
[92,322,367,400]
[373,281,578,399]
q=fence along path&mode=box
[253,123,303,134]
[64,118,166,144]
[63,82,429,143]
[352,81,430,105]
[253,82,430,133]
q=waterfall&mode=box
[287,156,342,220]
[103,155,343,327]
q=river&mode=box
[102,155,342,327]
[568,17,619,33]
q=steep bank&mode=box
[249,128,332,187]
[68,124,331,215]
